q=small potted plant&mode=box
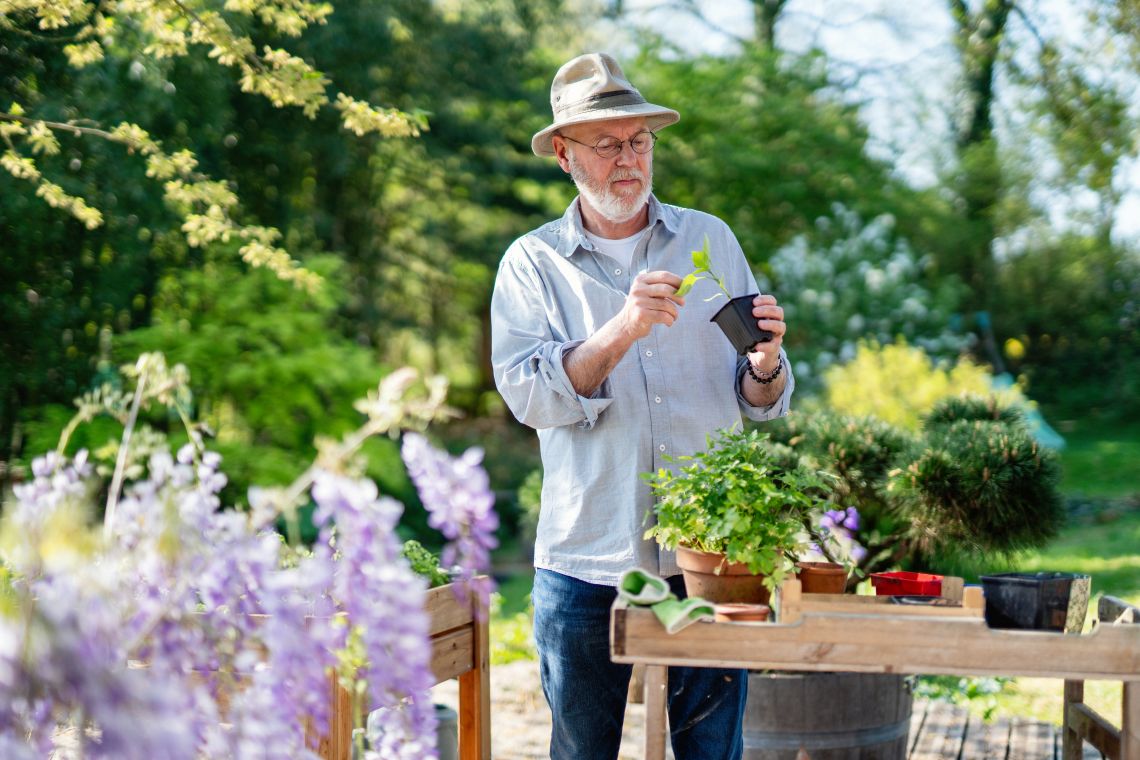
[644,427,834,604]
[675,235,773,354]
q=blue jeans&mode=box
[532,568,746,760]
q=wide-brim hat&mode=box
[531,52,680,157]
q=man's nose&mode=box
[614,140,638,165]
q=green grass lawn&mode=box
[1054,419,1140,500]
[964,416,1140,726]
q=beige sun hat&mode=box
[531,52,680,157]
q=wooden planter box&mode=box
[318,578,491,760]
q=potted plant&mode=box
[675,236,773,354]
[644,427,834,604]
[795,506,865,593]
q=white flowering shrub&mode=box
[761,205,968,391]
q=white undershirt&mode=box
[583,227,648,270]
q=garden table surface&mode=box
[609,579,1140,760]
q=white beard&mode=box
[567,150,653,225]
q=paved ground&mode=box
[432,658,658,760]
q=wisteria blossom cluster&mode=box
[0,361,496,759]
[401,433,499,613]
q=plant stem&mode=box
[104,367,149,540]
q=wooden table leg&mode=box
[1124,681,1140,760]
[644,665,668,760]
[1062,679,1084,760]
[458,610,491,759]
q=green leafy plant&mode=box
[644,427,834,590]
[402,539,451,588]
[674,235,732,300]
[769,393,1065,575]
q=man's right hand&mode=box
[618,271,685,340]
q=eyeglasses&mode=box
[558,130,657,158]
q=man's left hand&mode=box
[747,293,786,374]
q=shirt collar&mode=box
[555,194,679,258]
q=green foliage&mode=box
[645,428,833,587]
[402,539,450,588]
[913,676,1011,721]
[993,234,1140,420]
[674,235,729,300]
[516,468,543,551]
[764,209,967,392]
[774,391,1065,574]
[887,396,1065,556]
[821,339,1026,431]
[637,44,912,266]
[107,255,423,526]
[767,410,917,573]
[488,591,536,665]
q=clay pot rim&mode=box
[712,602,771,623]
[676,545,758,577]
[795,561,847,576]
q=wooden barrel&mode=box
[743,672,912,759]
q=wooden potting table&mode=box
[610,579,1140,760]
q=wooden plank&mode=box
[426,584,475,637]
[610,606,1140,680]
[941,576,964,603]
[1125,681,1139,760]
[458,610,491,760]
[432,627,474,684]
[1066,702,1121,759]
[644,665,668,760]
[317,672,354,760]
[959,715,1012,760]
[1008,716,1057,760]
[1100,596,1139,625]
[908,700,967,759]
[798,598,982,619]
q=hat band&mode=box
[555,89,647,120]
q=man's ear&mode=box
[552,136,572,174]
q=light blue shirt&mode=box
[491,195,794,586]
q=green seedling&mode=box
[674,234,732,301]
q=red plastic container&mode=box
[870,571,943,597]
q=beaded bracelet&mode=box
[746,356,783,385]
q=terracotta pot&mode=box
[713,603,770,623]
[795,561,848,594]
[675,545,770,604]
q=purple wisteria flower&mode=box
[401,433,499,612]
[2,409,498,756]
[311,471,439,759]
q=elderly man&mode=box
[490,53,794,759]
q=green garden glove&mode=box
[650,596,715,634]
[617,567,672,605]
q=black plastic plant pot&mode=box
[710,294,775,356]
[979,572,1091,633]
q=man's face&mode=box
[555,117,653,226]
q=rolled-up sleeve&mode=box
[491,249,614,430]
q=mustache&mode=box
[608,168,645,183]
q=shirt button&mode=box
[645,350,653,357]
[615,268,622,275]
[658,444,666,452]
[655,396,662,403]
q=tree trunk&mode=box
[948,0,1012,317]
